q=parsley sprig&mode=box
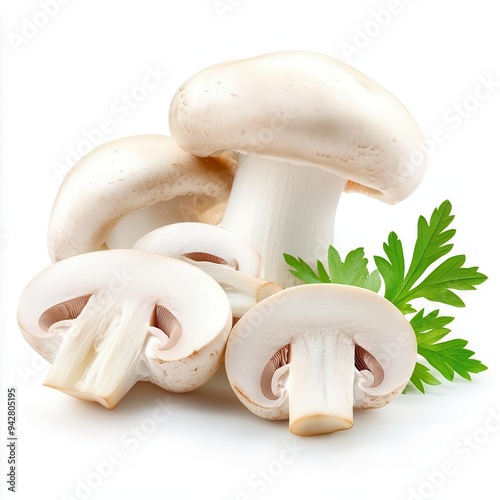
[284,200,488,393]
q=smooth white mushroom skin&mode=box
[224,284,417,436]
[169,51,427,287]
[134,222,283,318]
[48,135,235,262]
[17,249,232,409]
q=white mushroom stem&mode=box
[288,332,355,436]
[219,154,346,287]
[44,293,154,409]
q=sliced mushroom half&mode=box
[17,249,232,409]
[224,284,417,436]
[134,222,282,319]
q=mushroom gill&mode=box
[39,295,91,331]
[354,345,384,387]
[183,251,238,270]
[154,304,183,348]
[260,344,290,400]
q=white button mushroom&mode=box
[48,134,235,262]
[169,51,426,287]
[17,249,232,409]
[133,222,282,319]
[224,284,417,437]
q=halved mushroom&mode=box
[48,134,235,262]
[169,51,426,286]
[133,222,282,319]
[224,284,417,436]
[17,249,232,409]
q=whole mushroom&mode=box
[48,134,235,262]
[224,284,417,436]
[169,50,426,286]
[17,249,232,409]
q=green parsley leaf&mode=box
[420,339,488,381]
[374,200,488,313]
[411,309,454,345]
[373,232,406,306]
[405,255,488,307]
[284,247,381,292]
[404,200,456,292]
[327,246,381,292]
[283,254,324,284]
[407,309,486,391]
[409,362,441,393]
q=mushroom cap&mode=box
[48,134,235,262]
[17,249,232,392]
[134,222,262,276]
[169,50,426,204]
[224,284,417,420]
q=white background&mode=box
[1,1,499,499]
